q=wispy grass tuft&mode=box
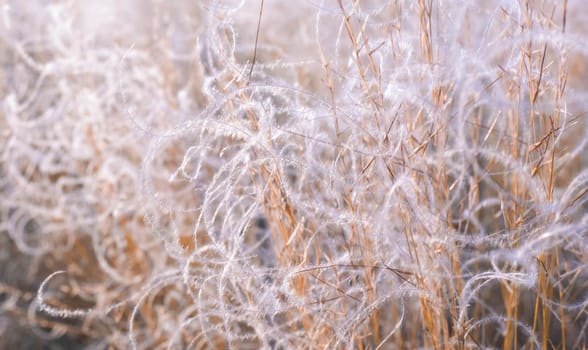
[1,0,588,349]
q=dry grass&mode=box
[1,0,588,349]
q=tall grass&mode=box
[1,0,588,349]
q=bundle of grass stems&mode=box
[1,1,587,349]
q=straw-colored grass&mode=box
[1,0,587,349]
